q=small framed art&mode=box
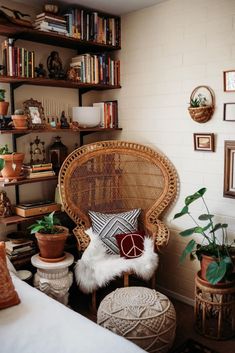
[223,103,235,121]
[224,140,235,198]
[193,133,215,152]
[223,70,235,92]
[23,98,46,129]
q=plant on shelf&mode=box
[0,144,25,180]
[29,211,69,261]
[0,89,9,116]
[174,187,235,284]
[189,93,207,108]
[11,109,28,130]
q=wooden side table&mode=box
[194,272,235,340]
[31,252,74,306]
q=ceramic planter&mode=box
[0,153,25,179]
[35,226,69,262]
[0,101,9,116]
[200,254,215,281]
[11,115,28,130]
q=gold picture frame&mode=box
[224,141,235,198]
[193,133,215,152]
[23,98,46,129]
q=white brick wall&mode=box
[117,0,235,300]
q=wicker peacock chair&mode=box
[59,140,177,308]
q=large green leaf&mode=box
[185,188,207,206]
[173,206,188,219]
[0,158,5,171]
[206,260,227,284]
[180,239,196,263]
[179,227,199,237]
[210,223,228,233]
[198,214,214,221]
[30,225,44,234]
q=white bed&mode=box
[0,273,145,353]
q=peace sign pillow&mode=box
[115,231,145,259]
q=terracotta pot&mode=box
[200,254,215,281]
[12,115,28,130]
[0,101,9,116]
[0,153,25,179]
[35,226,69,261]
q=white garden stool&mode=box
[97,287,176,353]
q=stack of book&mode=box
[93,100,118,128]
[34,12,68,35]
[1,38,35,78]
[5,239,36,262]
[22,163,55,179]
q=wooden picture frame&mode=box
[223,103,235,121]
[193,133,215,152]
[223,70,235,92]
[23,98,45,129]
[224,141,235,198]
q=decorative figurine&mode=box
[47,51,65,79]
[0,65,4,75]
[60,111,69,129]
[35,63,47,78]
[0,116,12,130]
[0,190,13,217]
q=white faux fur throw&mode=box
[75,228,159,293]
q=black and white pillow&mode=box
[88,209,141,254]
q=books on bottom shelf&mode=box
[22,163,55,179]
[5,240,36,260]
[26,170,56,179]
[93,100,118,128]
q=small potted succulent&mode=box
[0,89,9,116]
[11,109,28,130]
[0,144,25,180]
[174,187,235,284]
[29,211,69,262]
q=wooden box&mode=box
[15,203,61,218]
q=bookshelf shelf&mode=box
[0,175,58,187]
[0,127,122,135]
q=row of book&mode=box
[64,8,120,46]
[93,100,118,128]
[1,38,35,78]
[5,239,36,261]
[70,53,120,85]
[22,163,55,179]
[34,12,68,35]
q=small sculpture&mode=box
[35,63,47,78]
[0,65,4,75]
[60,111,69,129]
[47,51,65,79]
[0,191,13,217]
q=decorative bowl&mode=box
[72,107,101,128]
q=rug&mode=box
[170,338,219,353]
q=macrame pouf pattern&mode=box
[97,287,176,353]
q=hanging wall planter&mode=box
[188,86,215,123]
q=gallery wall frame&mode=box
[224,140,235,198]
[223,103,235,121]
[193,133,215,152]
[223,70,235,92]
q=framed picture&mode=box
[193,133,215,152]
[224,141,235,198]
[223,70,235,92]
[223,103,235,121]
[23,98,45,128]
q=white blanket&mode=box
[0,274,145,353]
[75,228,159,293]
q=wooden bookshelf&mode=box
[0,127,122,135]
[0,211,62,226]
[0,175,58,187]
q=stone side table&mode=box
[31,252,74,306]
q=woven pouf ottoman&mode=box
[97,287,176,353]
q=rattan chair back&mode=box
[59,140,177,251]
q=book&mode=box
[36,12,66,21]
[5,240,34,251]
[26,170,55,179]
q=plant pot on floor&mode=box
[35,226,69,262]
[0,153,25,179]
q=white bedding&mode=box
[0,274,145,353]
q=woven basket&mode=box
[188,86,215,123]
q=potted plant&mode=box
[0,144,25,180]
[174,187,235,284]
[29,211,69,262]
[0,89,9,116]
[11,109,28,130]
[188,86,215,123]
